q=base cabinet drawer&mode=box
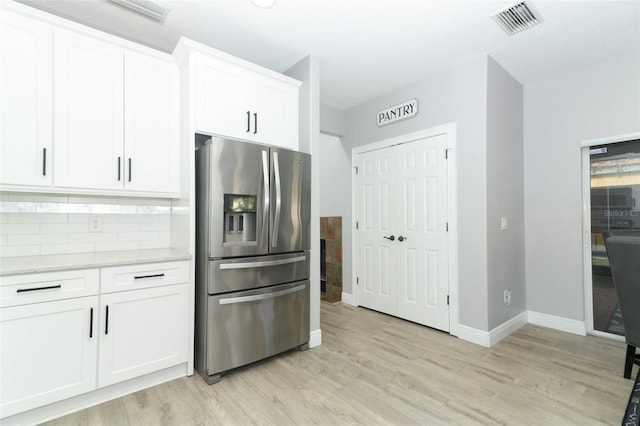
[0,269,99,307]
[100,261,189,294]
[0,296,98,418]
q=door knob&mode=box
[398,236,407,242]
[383,235,395,241]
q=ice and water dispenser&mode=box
[223,194,257,245]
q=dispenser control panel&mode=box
[223,194,257,245]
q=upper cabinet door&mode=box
[195,55,251,139]
[124,51,180,195]
[53,28,124,190]
[193,53,300,149]
[0,11,52,187]
[253,76,299,150]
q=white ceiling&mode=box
[13,0,640,110]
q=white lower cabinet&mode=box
[0,296,98,418]
[98,284,188,387]
[0,260,190,420]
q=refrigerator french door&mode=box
[197,137,310,260]
[195,137,311,384]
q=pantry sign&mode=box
[376,98,419,127]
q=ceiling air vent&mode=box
[492,1,541,36]
[106,0,169,23]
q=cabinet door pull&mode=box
[105,305,109,335]
[134,273,165,280]
[89,307,94,338]
[128,158,132,182]
[253,113,258,134]
[117,157,122,181]
[16,284,62,293]
[246,111,251,133]
[42,148,47,176]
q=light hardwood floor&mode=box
[46,302,635,425]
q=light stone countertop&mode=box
[0,248,191,276]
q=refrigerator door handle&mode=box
[218,255,306,270]
[261,150,270,248]
[218,284,305,305]
[272,151,281,247]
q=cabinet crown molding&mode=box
[1,0,173,61]
[172,36,301,88]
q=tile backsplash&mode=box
[0,192,172,258]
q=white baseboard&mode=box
[2,364,187,426]
[527,311,586,336]
[489,312,528,346]
[458,311,528,348]
[457,324,490,347]
[341,292,356,306]
[309,328,322,348]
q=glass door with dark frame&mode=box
[590,139,640,336]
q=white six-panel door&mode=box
[395,135,449,331]
[356,133,450,332]
[357,147,397,314]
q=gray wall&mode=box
[320,103,346,137]
[285,55,322,336]
[343,55,490,331]
[524,50,640,321]
[486,57,526,330]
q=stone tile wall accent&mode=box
[320,216,342,303]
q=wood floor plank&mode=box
[44,302,636,425]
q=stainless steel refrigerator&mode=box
[195,136,311,384]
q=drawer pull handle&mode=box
[218,256,306,270]
[134,273,165,280]
[16,284,62,293]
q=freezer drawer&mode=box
[207,252,309,294]
[204,280,309,381]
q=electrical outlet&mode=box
[503,290,512,306]
[89,215,102,233]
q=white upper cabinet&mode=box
[53,28,124,191]
[194,53,300,149]
[196,55,251,140]
[0,8,180,198]
[252,76,299,148]
[0,11,52,187]
[53,28,180,196]
[124,51,180,195]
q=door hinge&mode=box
[354,166,359,174]
[446,222,449,232]
[447,295,450,305]
[356,221,359,230]
[356,277,359,285]
[445,148,450,159]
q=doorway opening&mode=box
[586,137,640,337]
